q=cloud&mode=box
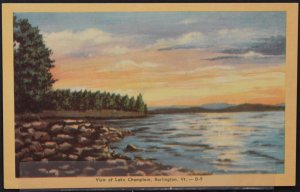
[102,46,131,55]
[178,18,197,25]
[218,28,257,39]
[103,59,158,71]
[43,28,126,58]
[221,35,286,56]
[148,32,205,50]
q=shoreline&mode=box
[15,117,209,177]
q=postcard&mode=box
[2,3,298,189]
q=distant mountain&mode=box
[149,103,284,114]
[200,103,236,110]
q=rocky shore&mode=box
[15,116,208,177]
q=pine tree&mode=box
[135,93,145,112]
[14,16,56,113]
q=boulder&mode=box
[68,154,79,161]
[50,124,64,133]
[98,127,109,133]
[44,148,56,157]
[98,166,128,176]
[29,142,43,152]
[130,170,146,176]
[82,166,96,176]
[84,156,96,162]
[44,141,57,149]
[63,119,77,124]
[31,121,48,130]
[78,136,89,145]
[94,139,107,145]
[15,139,24,151]
[106,159,127,167]
[63,124,79,133]
[48,169,60,176]
[125,144,139,152]
[33,131,50,142]
[20,157,34,162]
[58,142,72,152]
[54,134,74,143]
[22,123,32,128]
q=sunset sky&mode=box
[16,12,286,106]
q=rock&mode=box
[27,128,35,135]
[22,123,32,128]
[63,170,77,176]
[78,136,89,145]
[38,168,48,175]
[29,142,43,152]
[50,124,64,133]
[68,154,79,161]
[41,158,48,163]
[54,134,74,143]
[125,144,139,152]
[48,169,60,176]
[15,139,24,150]
[94,139,107,145]
[63,119,77,124]
[108,127,119,132]
[82,147,94,155]
[24,138,32,145]
[106,159,127,167]
[44,141,57,149]
[59,164,71,170]
[98,127,109,133]
[94,152,109,161]
[34,131,50,142]
[31,121,48,130]
[44,148,56,157]
[99,166,128,176]
[34,152,45,159]
[21,157,33,162]
[130,170,146,176]
[82,166,96,176]
[64,124,79,133]
[81,128,95,137]
[92,145,105,152]
[77,119,85,123]
[135,160,154,170]
[74,148,83,157]
[109,136,121,142]
[58,142,72,152]
[84,123,91,127]
[84,156,97,162]
[49,152,68,161]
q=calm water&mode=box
[104,111,284,174]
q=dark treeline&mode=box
[45,90,147,113]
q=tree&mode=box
[14,16,56,113]
[135,93,145,112]
[129,96,136,111]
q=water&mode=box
[103,111,284,174]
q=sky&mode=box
[15,12,286,106]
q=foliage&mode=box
[14,16,56,112]
[45,89,147,113]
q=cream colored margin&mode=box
[3,3,298,189]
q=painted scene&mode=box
[14,12,285,177]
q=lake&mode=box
[104,111,284,174]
